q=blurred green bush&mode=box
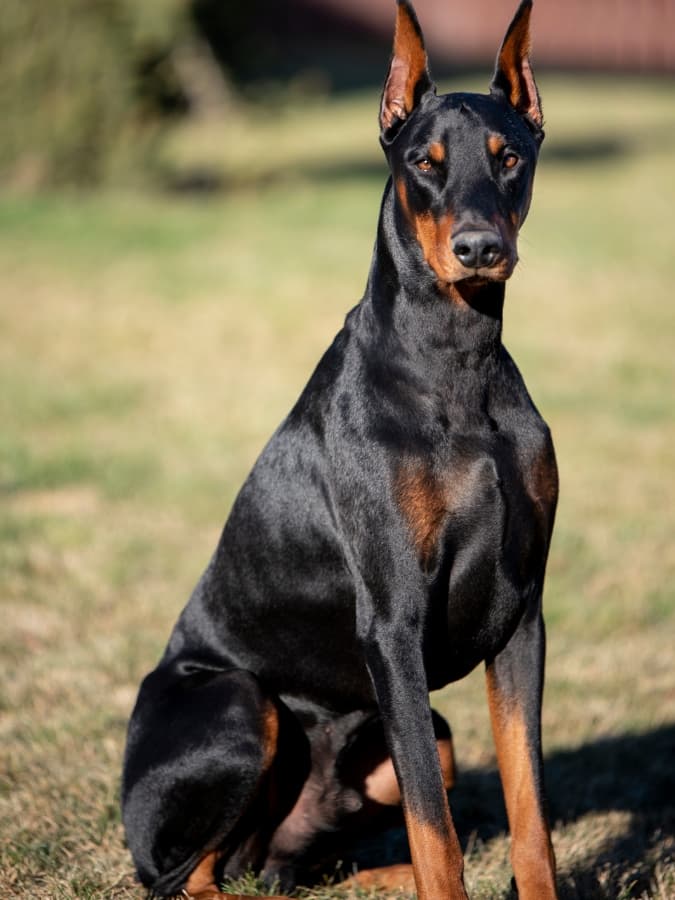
[0,0,191,188]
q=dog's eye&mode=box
[503,152,520,170]
[416,158,432,172]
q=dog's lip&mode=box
[463,258,517,283]
[449,269,509,286]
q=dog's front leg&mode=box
[485,602,558,899]
[364,624,468,900]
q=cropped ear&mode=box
[490,0,543,135]
[380,0,434,138]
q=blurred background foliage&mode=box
[0,0,379,189]
[0,0,194,188]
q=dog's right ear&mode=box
[380,0,434,141]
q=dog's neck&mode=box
[362,180,505,374]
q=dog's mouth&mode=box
[451,262,515,286]
[462,254,518,283]
[440,246,518,286]
[438,258,518,303]
[460,274,491,286]
[435,259,516,290]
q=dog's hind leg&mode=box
[122,664,307,899]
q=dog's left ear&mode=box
[490,0,543,139]
[380,0,434,140]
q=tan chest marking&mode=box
[395,461,477,566]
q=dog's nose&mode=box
[452,230,503,269]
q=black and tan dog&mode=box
[122,2,559,897]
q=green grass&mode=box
[1,73,674,898]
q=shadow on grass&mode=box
[337,724,674,898]
[163,132,640,196]
[165,158,387,195]
[453,722,674,830]
[163,124,675,197]
[546,724,675,822]
[540,136,629,165]
[455,724,674,897]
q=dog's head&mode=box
[380,0,543,290]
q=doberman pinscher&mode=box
[122,2,559,898]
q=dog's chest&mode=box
[397,427,554,591]
[397,429,554,679]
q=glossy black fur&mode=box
[122,3,557,896]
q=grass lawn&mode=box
[1,73,674,898]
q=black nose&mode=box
[452,230,503,269]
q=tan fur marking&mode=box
[397,13,428,117]
[186,856,290,898]
[261,700,279,771]
[525,443,558,539]
[396,460,484,565]
[429,141,445,163]
[396,465,447,565]
[395,177,412,224]
[444,281,486,307]
[437,734,456,791]
[405,811,466,900]
[404,196,518,291]
[488,134,506,156]
[381,5,428,129]
[413,207,518,291]
[185,851,220,896]
[364,756,401,806]
[498,12,531,109]
[342,864,416,891]
[496,4,542,126]
[185,703,281,898]
[364,734,455,806]
[413,210,467,286]
[399,181,474,296]
[188,891,288,900]
[529,447,559,509]
[486,668,557,899]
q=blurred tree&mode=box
[0,0,381,188]
[0,0,194,188]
